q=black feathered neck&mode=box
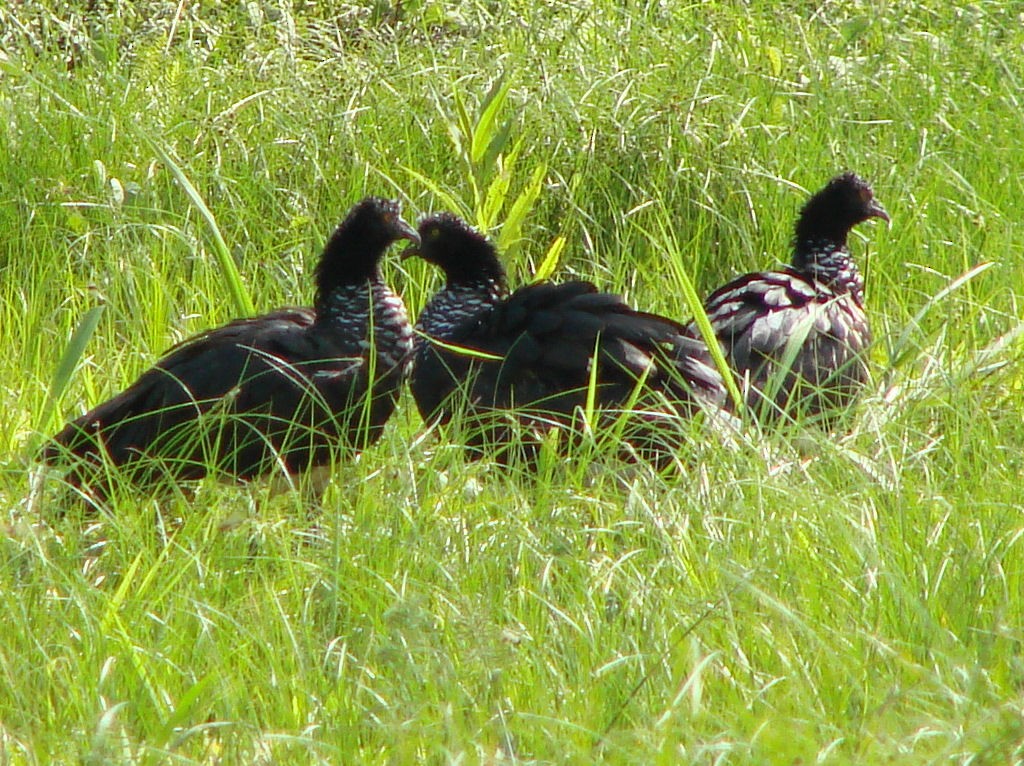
[415,213,508,289]
[792,172,888,270]
[314,197,416,312]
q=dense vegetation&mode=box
[1,1,1022,762]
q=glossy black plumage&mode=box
[406,213,727,462]
[42,197,418,493]
[692,173,888,423]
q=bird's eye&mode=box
[426,227,441,241]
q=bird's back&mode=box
[699,266,870,420]
[413,280,726,458]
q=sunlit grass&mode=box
[2,1,1023,762]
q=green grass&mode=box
[3,0,1024,762]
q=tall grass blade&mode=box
[758,308,817,417]
[887,261,994,370]
[414,330,504,361]
[142,135,255,317]
[583,336,600,428]
[662,229,745,412]
[402,165,466,217]
[34,304,105,447]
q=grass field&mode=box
[2,1,1024,762]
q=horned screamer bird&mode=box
[691,172,889,424]
[42,197,419,497]
[404,213,727,465]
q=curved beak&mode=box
[868,199,891,227]
[395,217,421,247]
[400,241,422,261]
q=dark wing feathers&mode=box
[699,269,870,418]
[41,316,299,467]
[418,282,724,429]
[45,308,397,485]
[488,284,667,387]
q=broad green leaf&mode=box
[158,674,218,747]
[471,76,511,165]
[497,163,547,254]
[479,116,516,189]
[532,235,566,283]
[479,160,511,230]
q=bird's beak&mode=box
[396,218,421,247]
[400,241,421,261]
[869,199,891,227]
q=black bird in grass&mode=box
[691,172,889,424]
[42,197,419,496]
[404,213,727,464]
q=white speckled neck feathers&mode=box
[319,279,414,372]
[791,240,865,302]
[788,172,887,302]
[415,278,509,343]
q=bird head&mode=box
[825,172,890,226]
[337,197,420,252]
[795,173,890,248]
[315,197,419,301]
[402,213,507,286]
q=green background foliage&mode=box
[1,1,1023,762]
